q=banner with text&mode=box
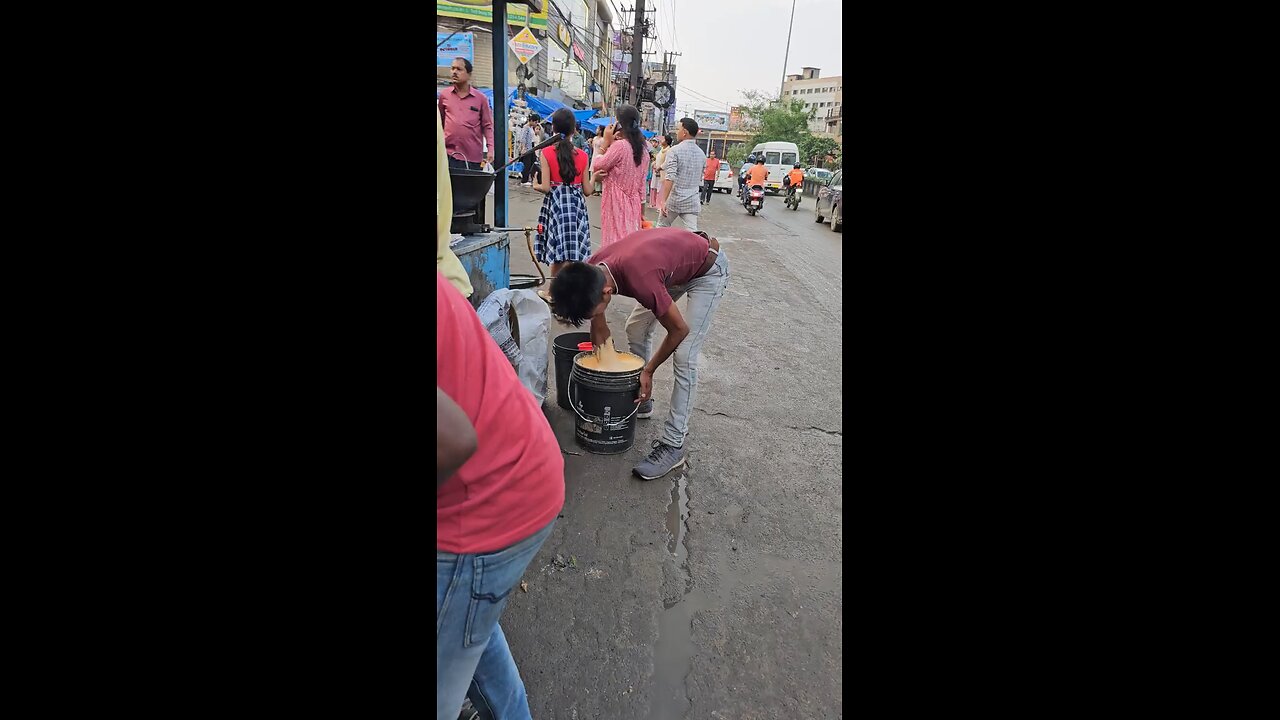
[437,32,474,67]
[693,109,730,132]
[437,1,549,30]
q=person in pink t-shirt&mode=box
[436,271,564,719]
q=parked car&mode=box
[713,160,735,193]
[806,168,832,184]
[814,169,843,233]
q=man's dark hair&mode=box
[679,117,699,137]
[755,156,765,163]
[549,262,604,327]
[454,58,473,74]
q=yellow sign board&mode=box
[437,2,549,30]
[509,26,542,66]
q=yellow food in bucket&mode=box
[576,342,645,371]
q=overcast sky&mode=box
[639,0,843,114]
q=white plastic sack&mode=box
[475,288,551,404]
[484,162,495,195]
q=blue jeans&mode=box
[437,519,556,720]
[626,251,730,447]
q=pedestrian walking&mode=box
[437,270,565,720]
[701,150,719,205]
[437,58,494,170]
[515,115,539,186]
[649,135,671,209]
[590,104,649,249]
[643,140,654,208]
[532,108,594,302]
[657,118,707,231]
[590,125,607,194]
[549,226,730,480]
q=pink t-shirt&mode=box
[588,227,712,318]
[436,272,564,554]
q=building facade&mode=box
[436,1,612,111]
[782,67,842,138]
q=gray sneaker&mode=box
[633,440,686,480]
[636,399,654,418]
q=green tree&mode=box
[725,144,748,169]
[734,90,840,168]
[739,90,814,148]
[799,135,840,168]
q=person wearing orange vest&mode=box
[745,157,768,190]
[783,163,806,205]
[785,165,805,189]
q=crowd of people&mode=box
[438,61,733,720]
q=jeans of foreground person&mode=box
[436,519,556,720]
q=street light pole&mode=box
[629,0,646,106]
[778,0,796,103]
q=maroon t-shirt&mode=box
[588,227,711,317]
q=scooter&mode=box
[743,184,765,216]
[784,183,801,211]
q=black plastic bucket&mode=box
[553,332,592,411]
[569,354,642,454]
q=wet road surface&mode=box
[490,179,842,719]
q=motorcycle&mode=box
[743,184,765,216]
[784,182,801,211]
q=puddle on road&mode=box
[650,468,701,720]
[665,470,690,559]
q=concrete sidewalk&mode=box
[487,175,843,719]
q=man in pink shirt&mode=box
[438,58,495,169]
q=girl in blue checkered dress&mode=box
[533,108,594,302]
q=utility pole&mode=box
[628,0,646,107]
[779,0,797,103]
[662,50,682,136]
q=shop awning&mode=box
[583,116,656,138]
[462,87,598,125]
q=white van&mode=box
[749,141,801,195]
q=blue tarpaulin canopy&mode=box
[471,88,595,124]
[509,89,595,124]
[584,115,654,138]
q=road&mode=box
[493,177,843,719]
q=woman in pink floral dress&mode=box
[590,104,649,248]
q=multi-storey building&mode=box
[782,67,842,139]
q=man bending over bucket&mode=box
[550,226,730,480]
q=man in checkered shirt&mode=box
[657,117,709,232]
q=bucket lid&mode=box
[577,342,593,351]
